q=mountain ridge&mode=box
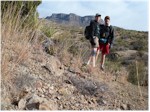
[45,13,104,27]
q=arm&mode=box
[90,20,96,38]
[110,28,114,45]
[108,26,115,48]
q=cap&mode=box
[105,16,110,20]
[95,13,101,17]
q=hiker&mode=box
[86,13,101,67]
[96,16,115,71]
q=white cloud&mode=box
[37,0,148,31]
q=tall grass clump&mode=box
[1,2,41,109]
[127,60,148,86]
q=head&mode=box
[104,16,110,26]
[95,13,101,22]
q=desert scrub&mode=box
[127,60,148,86]
[130,38,148,51]
[105,59,121,73]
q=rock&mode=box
[23,86,32,93]
[127,104,131,110]
[39,100,58,110]
[37,88,43,93]
[55,96,61,100]
[97,98,107,106]
[116,108,121,110]
[43,56,64,76]
[58,84,75,96]
[43,85,49,90]
[26,94,44,110]
[69,65,81,74]
[64,79,72,84]
[35,81,43,89]
[120,104,127,110]
[28,94,44,104]
[42,88,46,93]
[26,102,40,110]
[48,88,56,94]
[42,38,54,48]
[40,94,45,98]
[38,75,44,80]
[26,93,56,110]
[107,52,120,61]
[58,88,70,96]
[18,99,26,110]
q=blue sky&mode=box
[37,0,149,31]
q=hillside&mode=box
[1,17,148,110]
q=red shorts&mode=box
[97,43,110,55]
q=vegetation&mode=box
[127,60,148,86]
[41,25,56,38]
[1,1,41,87]
[1,1,41,30]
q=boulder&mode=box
[39,100,58,110]
[42,56,64,76]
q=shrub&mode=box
[127,60,148,86]
[105,60,121,73]
[1,1,41,30]
[41,25,56,38]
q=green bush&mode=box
[1,1,41,29]
[41,25,56,38]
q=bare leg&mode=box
[100,53,106,70]
[87,48,93,65]
[92,48,97,67]
[87,56,92,65]
[95,49,100,63]
[87,48,94,65]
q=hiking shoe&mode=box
[100,65,105,71]
[82,62,88,67]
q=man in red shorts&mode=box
[96,16,115,71]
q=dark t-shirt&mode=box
[99,25,114,45]
[90,20,100,39]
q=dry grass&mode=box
[135,61,143,98]
[1,3,40,84]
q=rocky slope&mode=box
[1,41,148,110]
[1,19,148,110]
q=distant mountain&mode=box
[45,13,104,27]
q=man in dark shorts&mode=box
[87,13,101,67]
[97,16,115,71]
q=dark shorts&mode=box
[97,43,110,55]
[90,37,99,48]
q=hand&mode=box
[109,44,113,49]
[107,43,111,49]
[93,36,97,39]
